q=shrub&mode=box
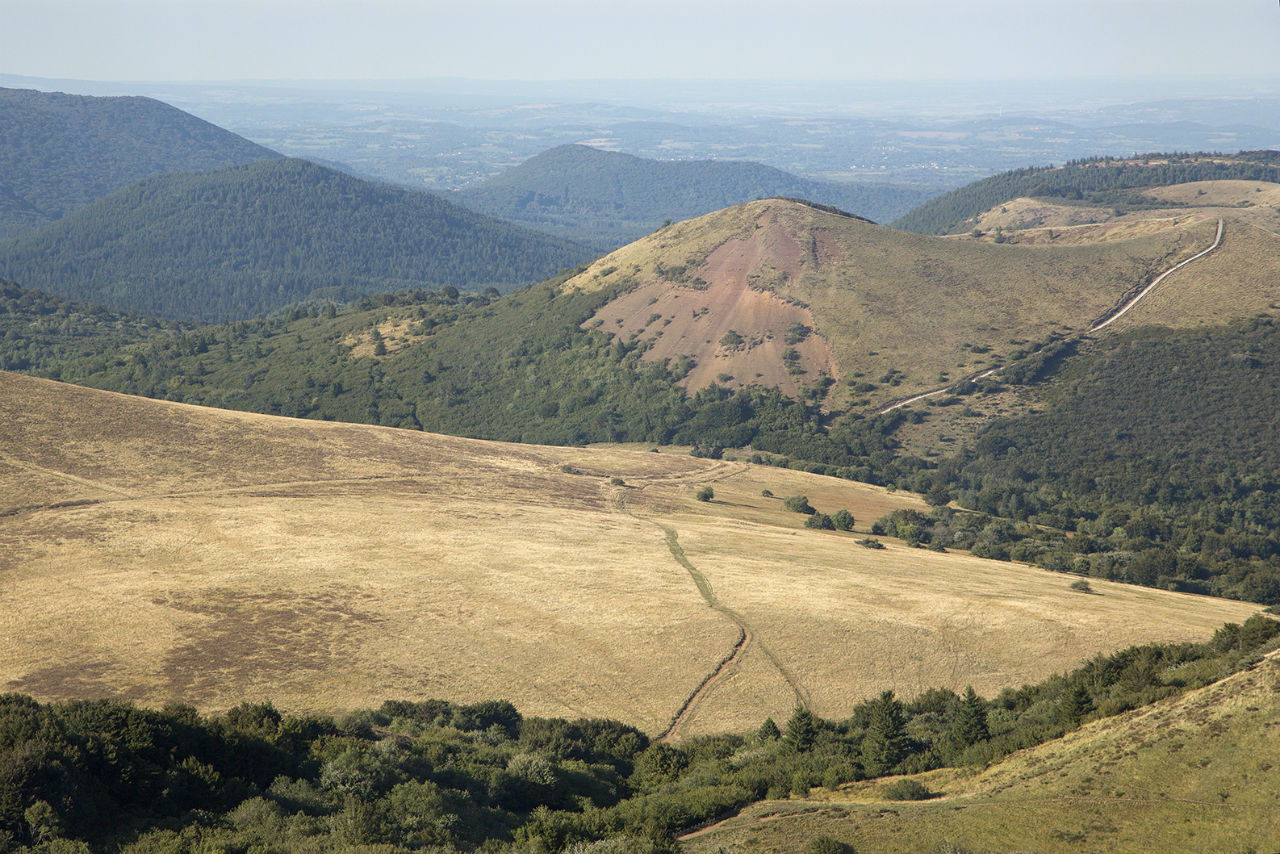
[857,537,886,549]
[610,477,625,486]
[807,837,856,854]
[783,495,816,514]
[1069,578,1094,594]
[805,513,835,530]
[695,486,714,502]
[881,778,934,801]
[832,509,855,531]
[761,489,774,498]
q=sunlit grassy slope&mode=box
[685,646,1280,853]
[0,372,1258,737]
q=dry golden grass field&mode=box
[684,649,1280,853]
[962,180,1280,242]
[0,372,1260,737]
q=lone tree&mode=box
[860,691,907,776]
[784,495,816,515]
[947,685,989,755]
[783,706,819,753]
[695,486,714,502]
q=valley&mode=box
[1,78,1279,851]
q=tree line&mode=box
[2,615,1274,851]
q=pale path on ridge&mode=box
[874,218,1225,415]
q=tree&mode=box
[784,495,816,514]
[860,691,907,775]
[695,486,714,502]
[947,686,989,754]
[757,717,780,741]
[783,706,818,753]
[1060,682,1094,725]
[805,513,835,530]
[832,509,855,531]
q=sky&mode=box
[4,0,1280,84]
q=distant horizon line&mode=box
[5,71,1280,87]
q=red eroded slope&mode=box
[587,210,841,400]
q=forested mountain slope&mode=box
[0,87,279,240]
[454,144,936,246]
[0,158,599,321]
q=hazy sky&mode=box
[5,0,1280,83]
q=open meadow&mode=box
[0,372,1260,737]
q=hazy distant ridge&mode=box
[455,144,936,246]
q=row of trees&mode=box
[3,615,1274,851]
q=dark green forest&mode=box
[0,87,278,241]
[0,158,598,322]
[455,145,935,247]
[904,315,1280,603]
[892,151,1280,235]
[1,615,1274,852]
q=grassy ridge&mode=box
[893,151,1280,235]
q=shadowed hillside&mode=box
[0,158,598,321]
[0,86,279,240]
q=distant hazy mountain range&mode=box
[454,144,938,246]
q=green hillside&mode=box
[0,280,179,375]
[893,150,1280,235]
[910,314,1280,603]
[0,87,279,240]
[0,616,1274,851]
[454,144,936,246]
[0,158,599,321]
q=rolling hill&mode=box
[0,86,279,240]
[0,370,1257,736]
[453,144,937,246]
[685,643,1280,853]
[0,157,599,321]
[8,183,1280,608]
[566,197,1219,408]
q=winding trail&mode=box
[876,367,998,415]
[1089,217,1224,332]
[3,444,811,741]
[872,218,1225,416]
[612,466,810,741]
